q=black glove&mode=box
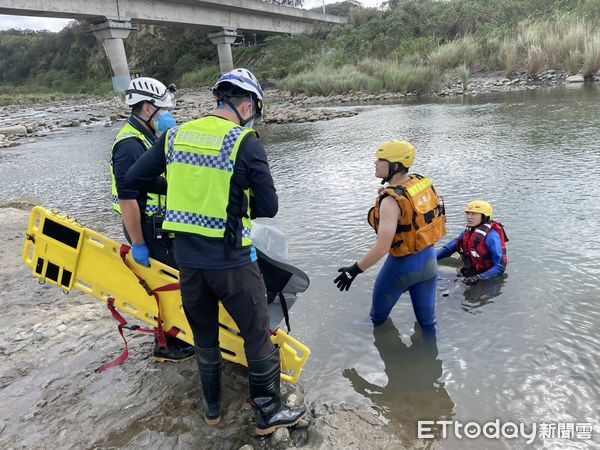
[463,275,481,285]
[334,262,363,291]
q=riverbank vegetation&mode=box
[238,0,600,95]
[1,0,599,100]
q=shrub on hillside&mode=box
[180,67,220,88]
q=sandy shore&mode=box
[0,203,404,449]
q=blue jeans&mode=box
[370,246,438,327]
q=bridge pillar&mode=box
[90,20,136,93]
[208,29,238,74]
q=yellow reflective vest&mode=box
[162,116,256,246]
[110,122,166,216]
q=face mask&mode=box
[155,111,176,133]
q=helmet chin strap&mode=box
[133,103,159,134]
[382,161,403,185]
[219,97,259,127]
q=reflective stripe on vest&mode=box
[109,122,166,216]
[161,116,255,245]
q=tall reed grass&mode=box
[429,36,480,70]
[496,16,600,76]
[278,15,600,96]
[281,60,437,95]
[457,65,469,91]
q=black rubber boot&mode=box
[153,333,195,363]
[248,348,306,436]
[195,346,222,426]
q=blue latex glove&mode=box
[132,242,151,267]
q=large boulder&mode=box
[0,125,27,136]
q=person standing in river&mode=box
[334,140,446,330]
[109,76,194,362]
[437,200,508,284]
[123,68,306,435]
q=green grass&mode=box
[180,67,220,88]
[429,36,480,70]
[582,35,600,77]
[525,44,546,77]
[379,63,437,93]
[280,60,438,95]
[457,65,469,91]
[280,65,375,95]
[495,16,600,77]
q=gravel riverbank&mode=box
[0,69,591,149]
[0,203,403,449]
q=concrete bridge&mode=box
[0,0,345,91]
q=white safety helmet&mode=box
[125,77,176,108]
[212,68,264,113]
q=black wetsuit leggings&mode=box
[179,262,276,362]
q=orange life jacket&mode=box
[368,174,446,257]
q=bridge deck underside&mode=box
[0,0,344,34]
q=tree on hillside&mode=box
[383,0,403,10]
[314,1,363,16]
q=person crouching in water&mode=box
[437,200,508,285]
[335,140,446,330]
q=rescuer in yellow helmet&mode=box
[334,139,446,330]
[437,200,508,284]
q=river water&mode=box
[1,85,599,448]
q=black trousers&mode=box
[179,262,276,361]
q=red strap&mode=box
[117,244,180,348]
[153,282,180,292]
[99,298,154,371]
[100,245,183,371]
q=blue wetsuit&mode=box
[371,246,438,328]
[436,229,504,279]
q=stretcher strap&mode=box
[99,298,155,372]
[117,244,180,348]
[99,245,182,371]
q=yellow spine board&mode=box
[23,207,309,384]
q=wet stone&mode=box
[271,427,290,444]
[312,402,330,418]
[295,418,309,429]
[282,391,304,407]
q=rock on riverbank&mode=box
[0,203,403,449]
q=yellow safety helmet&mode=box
[374,140,415,168]
[464,200,493,218]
